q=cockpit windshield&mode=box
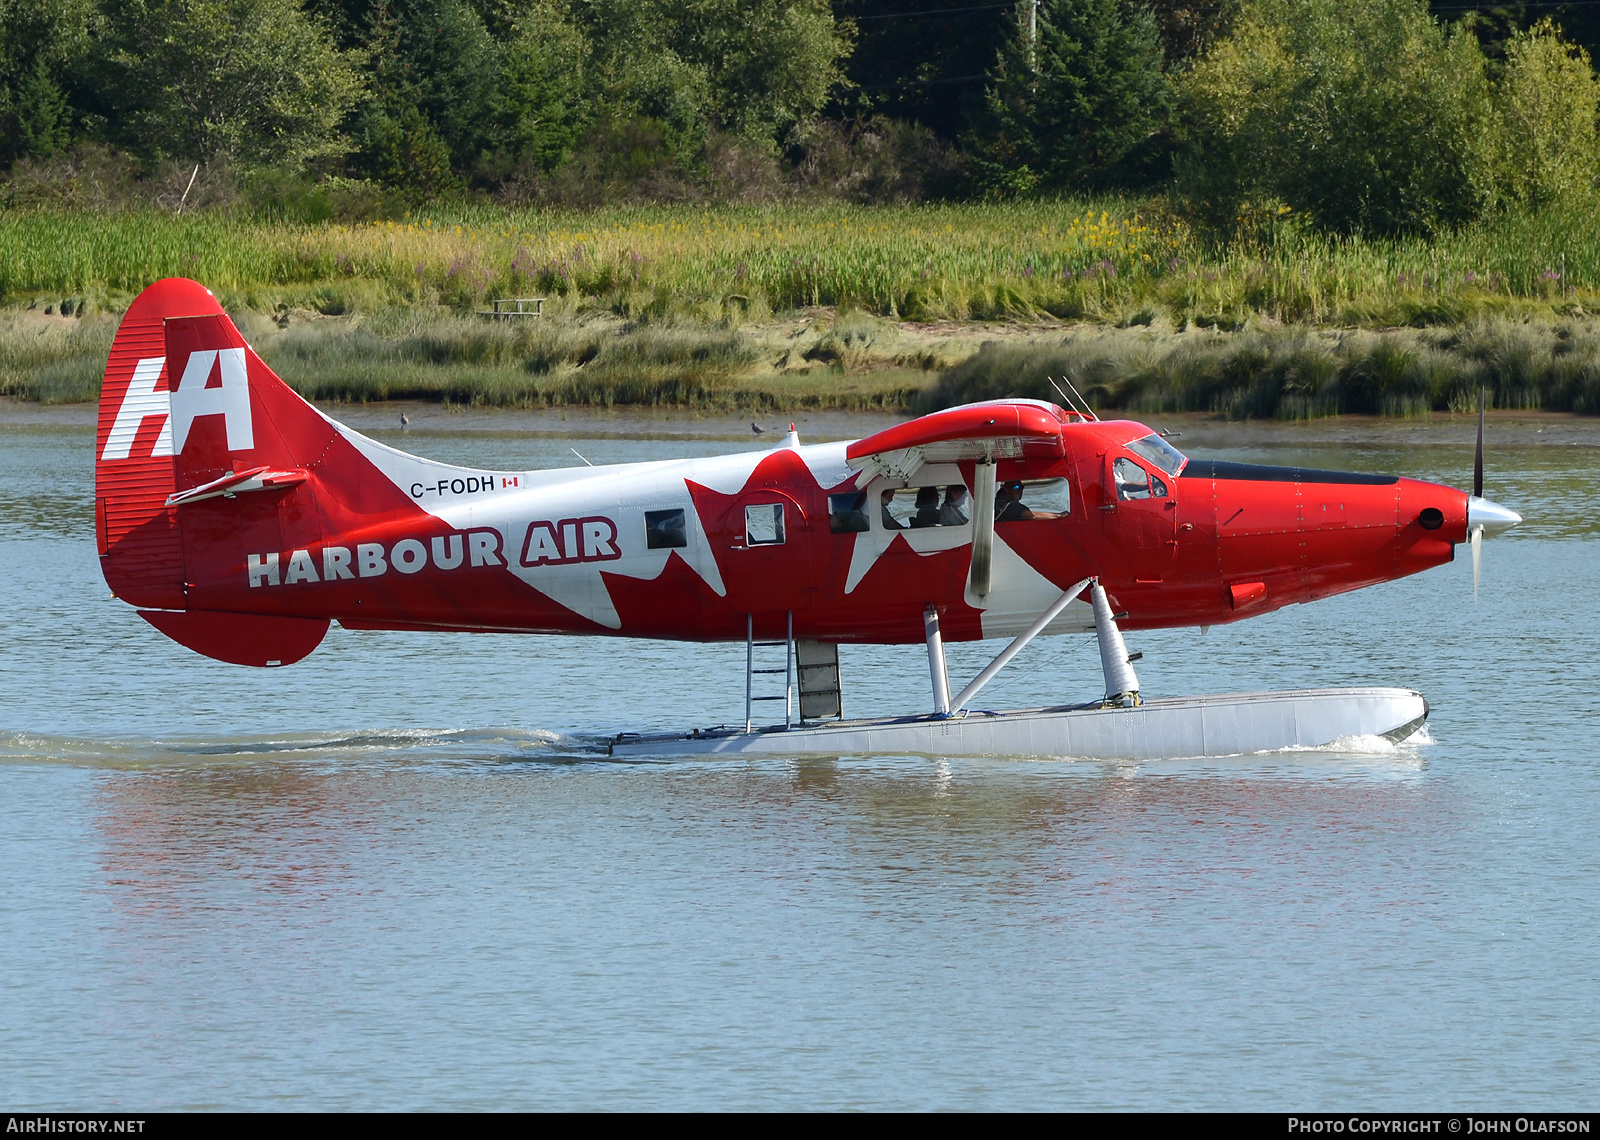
[1126,433,1187,476]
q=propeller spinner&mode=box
[1466,386,1523,598]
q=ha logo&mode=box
[101,349,255,461]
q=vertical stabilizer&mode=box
[95,278,336,665]
[95,278,226,609]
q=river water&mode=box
[2,406,1597,1109]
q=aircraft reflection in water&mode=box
[93,279,1520,759]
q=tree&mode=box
[1178,0,1496,235]
[382,0,499,167]
[663,0,852,144]
[971,0,1171,194]
[96,0,363,167]
[1491,20,1600,208]
[574,0,850,152]
[0,0,93,165]
[493,0,590,174]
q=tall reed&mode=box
[4,199,1596,327]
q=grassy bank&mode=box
[3,199,1599,416]
[5,199,1598,327]
[8,303,1597,418]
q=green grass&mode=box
[5,198,1600,413]
[0,310,117,403]
[5,198,1597,325]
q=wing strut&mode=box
[968,457,997,598]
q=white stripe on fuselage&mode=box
[332,418,850,629]
[325,414,1087,636]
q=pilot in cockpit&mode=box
[996,481,1032,522]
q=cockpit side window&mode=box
[1126,433,1187,476]
[1113,457,1152,500]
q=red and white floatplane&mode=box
[94,279,1520,759]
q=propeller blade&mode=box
[1474,386,1485,499]
[1471,525,1482,601]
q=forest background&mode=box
[6,0,1600,418]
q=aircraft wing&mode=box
[844,399,1074,483]
[846,399,1081,598]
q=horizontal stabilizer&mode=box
[139,609,329,667]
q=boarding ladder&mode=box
[745,613,793,733]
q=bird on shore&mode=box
[751,422,764,435]
[400,413,410,430]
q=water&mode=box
[3,410,1598,1109]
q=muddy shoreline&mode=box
[9,394,1598,448]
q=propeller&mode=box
[1466,384,1523,600]
[1472,386,1483,598]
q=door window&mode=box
[745,503,785,545]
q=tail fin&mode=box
[96,278,332,665]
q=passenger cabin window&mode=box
[1114,457,1168,500]
[880,485,969,530]
[996,478,1070,521]
[1126,433,1187,476]
[745,503,785,545]
[645,508,687,549]
[828,492,870,533]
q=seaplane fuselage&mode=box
[95,279,1519,677]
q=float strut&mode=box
[1091,581,1141,707]
[950,577,1092,713]
[924,605,951,716]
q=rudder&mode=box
[95,278,225,609]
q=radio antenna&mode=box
[1061,374,1098,421]
[1048,375,1097,421]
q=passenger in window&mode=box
[909,487,941,528]
[939,485,969,526]
[996,481,1033,522]
[881,489,903,530]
